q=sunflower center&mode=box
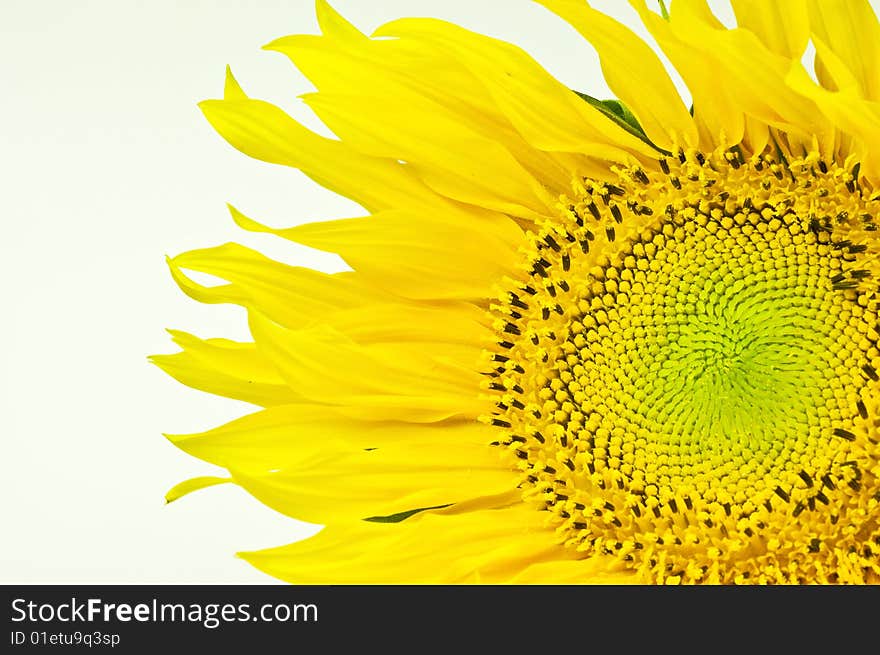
[485,150,880,584]
[580,209,839,493]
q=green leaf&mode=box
[573,91,670,155]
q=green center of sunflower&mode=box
[485,149,880,584]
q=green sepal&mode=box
[573,91,669,155]
[363,504,451,524]
[658,0,670,21]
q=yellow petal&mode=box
[231,439,514,524]
[275,209,521,300]
[249,315,489,422]
[666,0,820,139]
[266,22,580,196]
[314,0,365,42]
[198,219,495,337]
[262,25,560,219]
[809,36,861,95]
[806,0,880,100]
[150,330,298,406]
[730,0,809,60]
[239,504,605,583]
[715,0,799,153]
[786,56,880,180]
[222,64,248,101]
[167,243,391,329]
[167,404,513,524]
[164,476,231,504]
[301,91,554,220]
[166,403,495,469]
[324,302,491,346]
[632,0,744,150]
[537,0,697,151]
[166,253,245,307]
[202,69,443,213]
[373,17,654,160]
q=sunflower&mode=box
[153,0,880,584]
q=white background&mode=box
[1,0,834,583]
